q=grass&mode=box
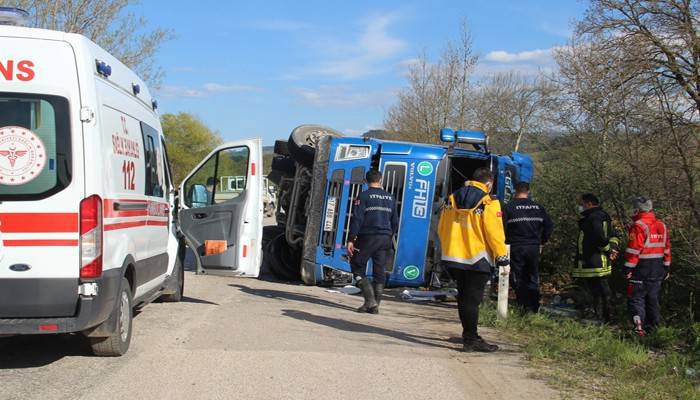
[479,303,700,399]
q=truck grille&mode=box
[342,167,367,245]
[321,169,344,254]
[382,163,406,273]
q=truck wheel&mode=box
[90,277,133,356]
[268,234,301,281]
[271,155,296,174]
[160,254,184,302]
[288,125,343,167]
[274,140,289,156]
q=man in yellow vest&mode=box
[438,167,509,352]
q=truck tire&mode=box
[160,254,184,302]
[89,277,133,356]
[267,233,301,281]
[288,125,343,167]
[274,140,289,156]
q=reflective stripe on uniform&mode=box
[625,262,637,268]
[442,251,493,266]
[663,261,671,266]
[639,254,663,259]
[626,248,640,255]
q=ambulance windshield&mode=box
[0,93,71,200]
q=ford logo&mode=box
[9,264,31,272]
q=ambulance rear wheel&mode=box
[288,125,343,167]
[89,278,133,356]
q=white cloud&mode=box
[315,13,406,80]
[477,46,561,77]
[485,48,553,63]
[160,83,264,98]
[293,86,395,107]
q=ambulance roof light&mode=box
[0,7,29,26]
[95,60,112,78]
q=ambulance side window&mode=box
[141,122,164,198]
[182,146,249,208]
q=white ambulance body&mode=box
[0,11,265,356]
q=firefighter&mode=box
[574,193,621,322]
[624,197,671,336]
[438,167,509,352]
[346,169,399,314]
[503,182,554,313]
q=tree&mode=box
[534,0,700,321]
[384,22,478,143]
[10,0,171,86]
[470,72,556,153]
[161,113,222,184]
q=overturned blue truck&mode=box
[265,126,534,288]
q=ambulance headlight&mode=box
[335,144,370,161]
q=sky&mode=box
[135,0,587,145]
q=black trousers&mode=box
[510,245,541,312]
[350,235,392,283]
[449,268,490,342]
[576,277,612,321]
[628,280,662,328]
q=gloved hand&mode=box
[495,256,510,267]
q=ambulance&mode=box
[0,8,255,357]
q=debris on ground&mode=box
[326,285,361,295]
[399,289,458,302]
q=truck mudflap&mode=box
[0,268,122,335]
[300,135,333,285]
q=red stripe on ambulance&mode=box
[0,213,78,233]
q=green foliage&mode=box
[161,112,221,184]
[480,304,700,399]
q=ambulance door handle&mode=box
[193,213,208,220]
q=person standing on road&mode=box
[503,182,554,313]
[438,167,509,352]
[624,197,671,337]
[574,193,621,322]
[347,169,399,314]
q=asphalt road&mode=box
[0,273,558,400]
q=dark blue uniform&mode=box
[348,187,399,282]
[503,198,554,312]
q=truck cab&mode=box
[268,126,534,288]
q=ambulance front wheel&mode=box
[89,278,133,357]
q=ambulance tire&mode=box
[288,125,343,167]
[160,254,184,302]
[268,234,301,282]
[89,278,133,356]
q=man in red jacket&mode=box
[624,197,671,337]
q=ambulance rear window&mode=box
[0,93,71,200]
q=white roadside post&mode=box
[497,245,511,320]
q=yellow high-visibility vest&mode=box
[437,183,508,268]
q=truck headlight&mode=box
[335,144,370,161]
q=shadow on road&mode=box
[281,309,457,351]
[180,296,219,306]
[229,283,356,312]
[0,334,91,369]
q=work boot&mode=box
[356,278,378,313]
[373,282,384,305]
[463,336,499,353]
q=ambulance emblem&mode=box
[0,126,46,185]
